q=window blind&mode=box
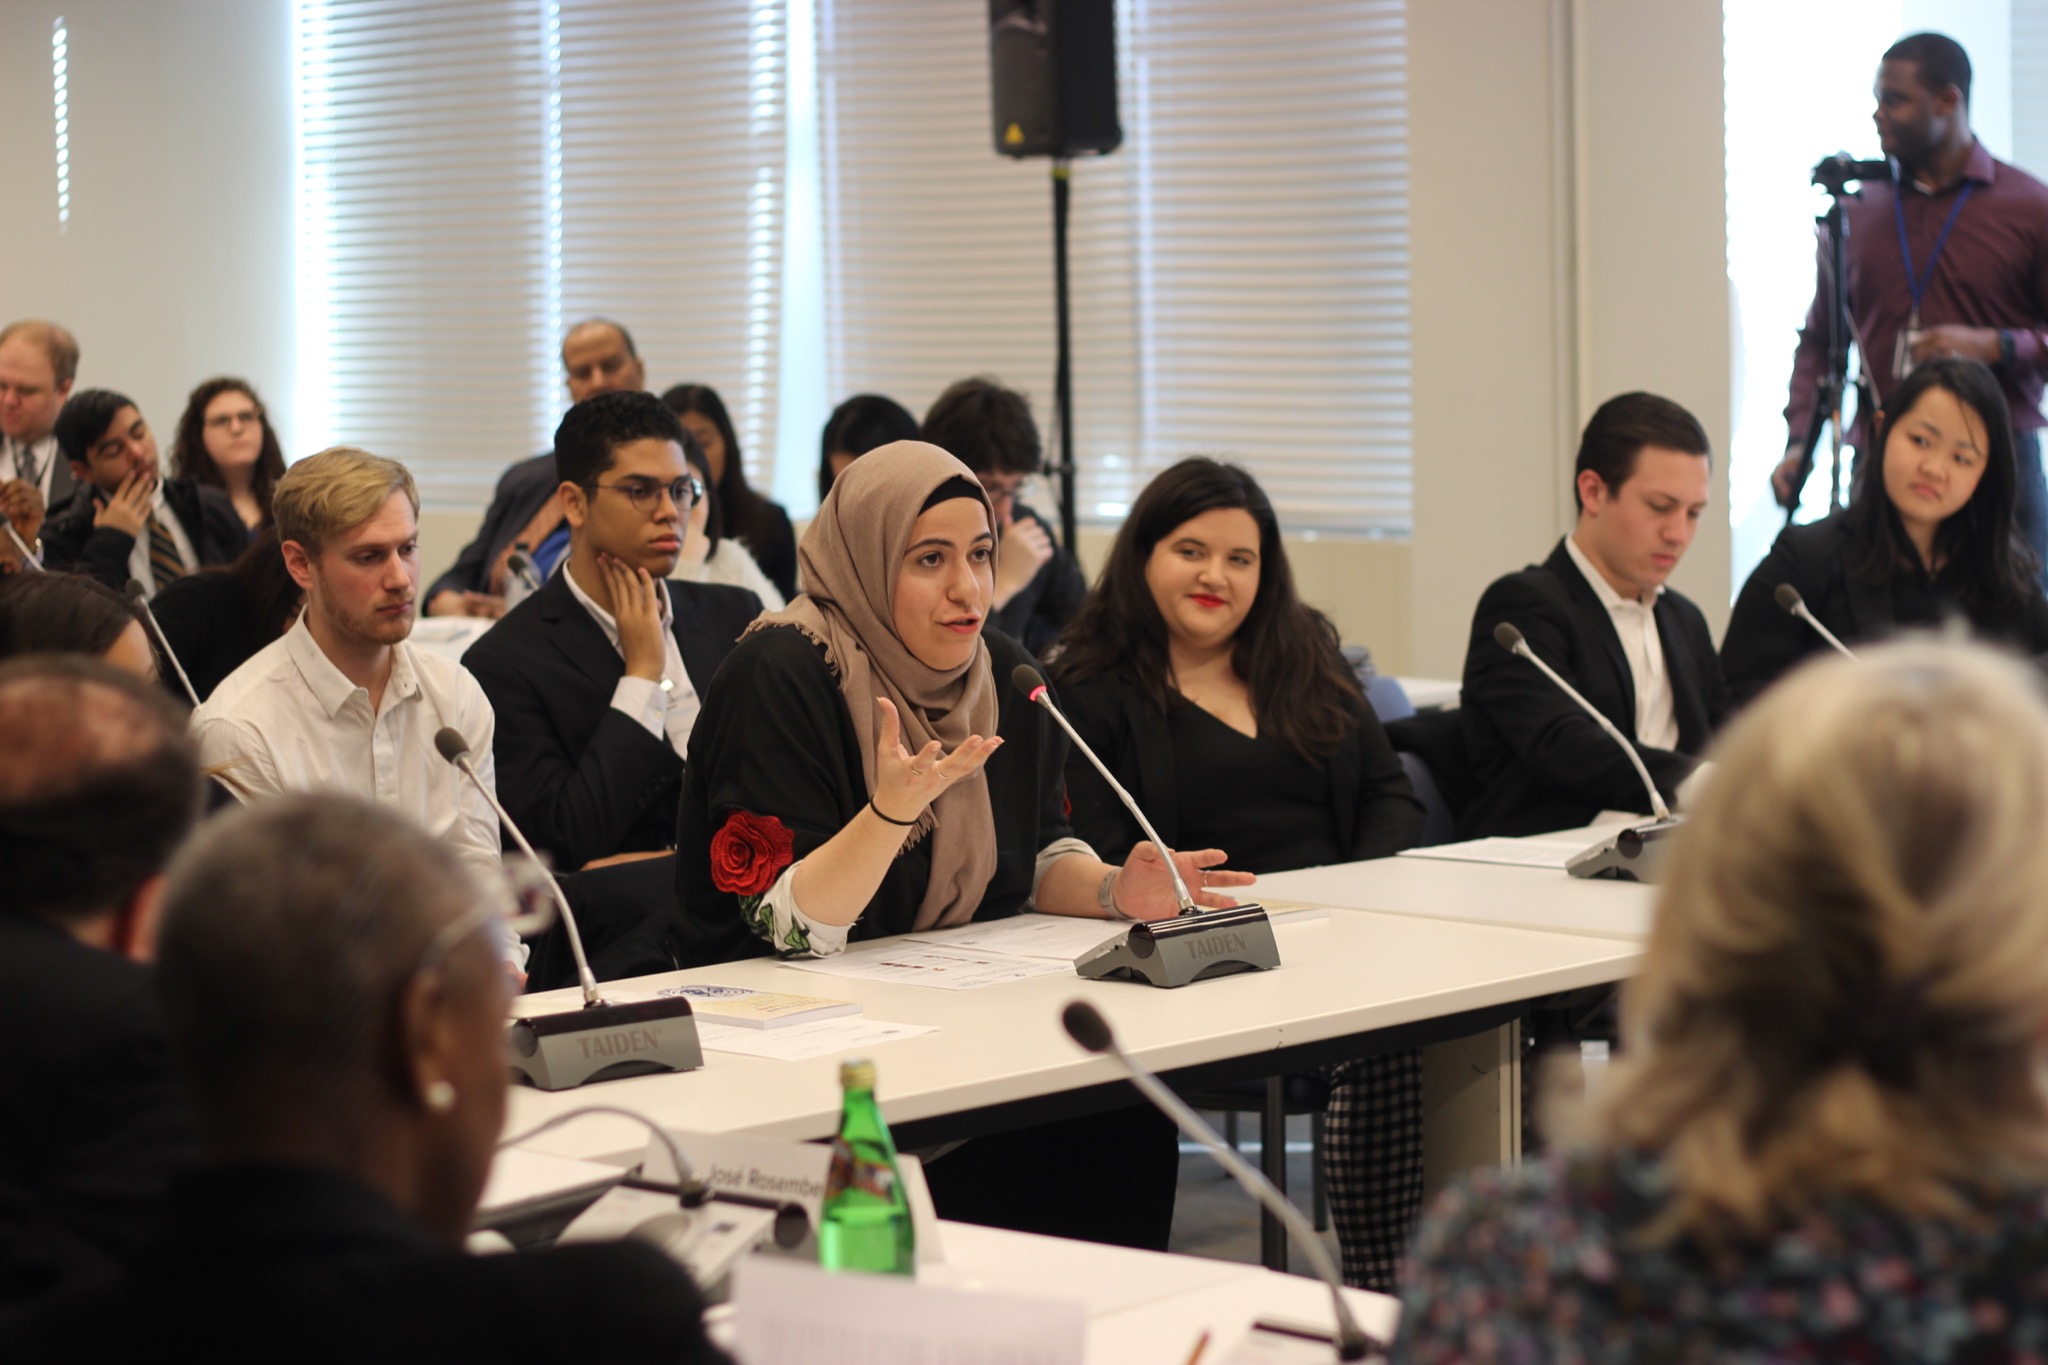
[815,0,1412,535]
[556,0,786,473]
[295,0,552,506]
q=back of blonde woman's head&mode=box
[1604,642,2048,1241]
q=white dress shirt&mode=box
[558,562,701,760]
[1564,534,1679,752]
[128,481,199,598]
[192,617,520,962]
[1,434,60,504]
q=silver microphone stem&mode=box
[0,516,43,571]
[1028,691,1197,914]
[129,589,201,707]
[499,1103,708,1203]
[1074,1014,1372,1360]
[1508,641,1672,822]
[450,752,604,1007]
[1793,603,1857,659]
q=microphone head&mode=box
[1010,663,1049,703]
[1061,1000,1114,1054]
[125,579,149,603]
[433,726,471,764]
[1773,583,1804,615]
[1493,622,1525,653]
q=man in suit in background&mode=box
[0,320,80,531]
[425,318,647,619]
[921,376,1087,656]
[41,389,246,598]
[463,391,762,874]
[0,655,201,1309]
[1458,392,1731,837]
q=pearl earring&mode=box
[424,1080,457,1114]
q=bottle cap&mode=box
[840,1057,876,1091]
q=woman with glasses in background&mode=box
[169,378,286,532]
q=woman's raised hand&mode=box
[1111,843,1255,921]
[871,696,1002,823]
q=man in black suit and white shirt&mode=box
[425,318,647,619]
[41,389,246,598]
[0,656,200,1309]
[463,390,763,874]
[1458,392,1732,837]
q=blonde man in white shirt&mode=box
[1456,392,1735,838]
[192,449,510,954]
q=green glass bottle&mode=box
[818,1056,915,1274]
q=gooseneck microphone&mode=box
[1493,623,1670,822]
[435,726,706,1088]
[1062,1001,1375,1361]
[1773,584,1857,659]
[1011,663,1194,913]
[499,1103,709,1205]
[1011,665,1280,987]
[0,511,43,571]
[436,726,603,1006]
[126,579,201,707]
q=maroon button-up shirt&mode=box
[1786,139,2048,447]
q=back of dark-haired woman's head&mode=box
[1848,358,2032,604]
[554,389,690,489]
[819,394,920,502]
[1573,392,1712,511]
[0,572,141,661]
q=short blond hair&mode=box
[1600,642,2048,1243]
[272,446,419,552]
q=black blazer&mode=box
[426,452,557,603]
[462,568,764,870]
[145,569,273,703]
[1721,512,2048,704]
[0,1165,730,1361]
[1458,539,1732,838]
[0,914,195,1310]
[40,478,247,592]
[1055,665,1424,867]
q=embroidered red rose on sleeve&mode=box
[710,810,796,898]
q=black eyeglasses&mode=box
[203,408,264,431]
[589,475,702,515]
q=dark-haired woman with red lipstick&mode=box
[1051,456,1424,1290]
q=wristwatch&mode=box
[2000,329,2018,370]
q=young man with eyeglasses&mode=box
[462,391,764,877]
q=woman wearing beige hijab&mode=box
[676,440,1246,964]
[674,441,1247,1248]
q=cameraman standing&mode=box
[1773,33,2048,577]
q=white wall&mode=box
[0,0,295,456]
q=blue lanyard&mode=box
[1893,180,1976,315]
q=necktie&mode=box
[148,512,187,587]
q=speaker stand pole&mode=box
[1051,157,1079,555]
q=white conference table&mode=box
[1259,847,1656,941]
[505,896,1641,1167]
